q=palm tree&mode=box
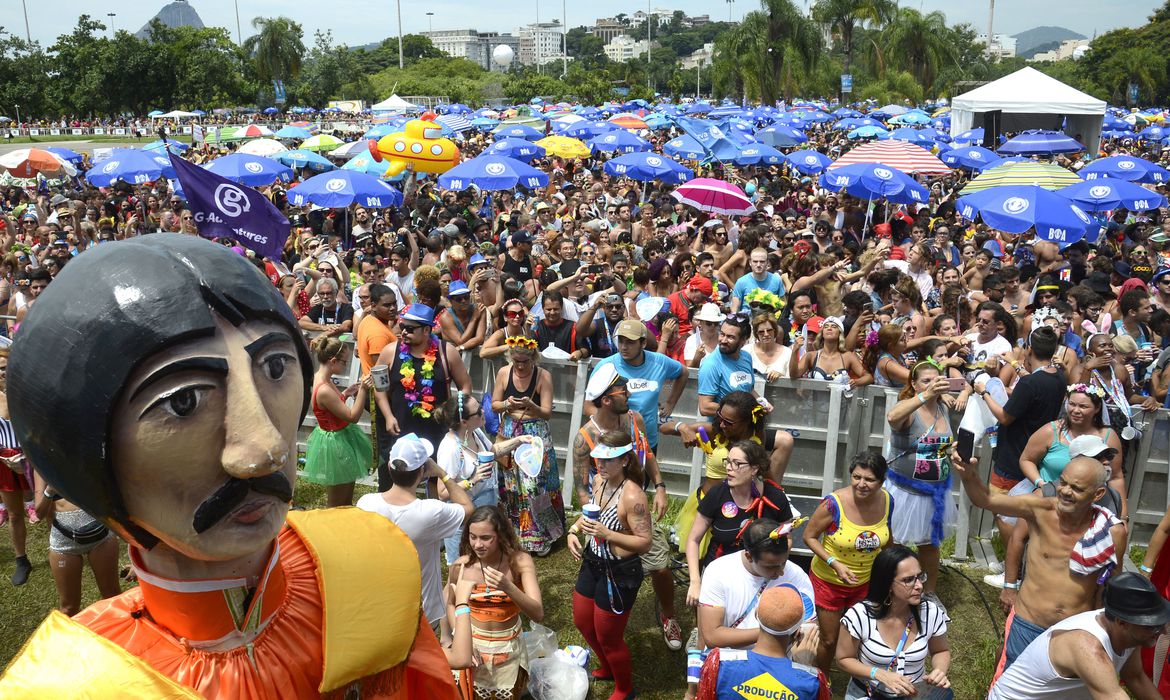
[812,0,897,79]
[870,8,956,93]
[715,0,821,103]
[243,16,306,83]
[1100,46,1163,105]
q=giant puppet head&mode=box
[8,234,312,557]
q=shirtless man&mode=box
[954,455,1127,675]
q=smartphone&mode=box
[947,377,967,393]
[586,264,607,275]
[956,428,975,464]
[295,270,307,283]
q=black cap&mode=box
[1104,573,1170,626]
[1084,271,1115,298]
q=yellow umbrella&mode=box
[535,135,591,159]
[931,107,951,117]
[299,134,345,152]
[960,161,1082,194]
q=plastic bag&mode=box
[520,621,558,665]
[527,657,589,700]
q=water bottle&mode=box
[836,373,853,399]
[686,649,703,684]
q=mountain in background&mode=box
[135,0,205,40]
[1012,26,1086,58]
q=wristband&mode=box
[916,392,926,405]
[1140,564,1154,573]
[1003,581,1020,590]
[459,479,472,490]
[655,482,667,490]
[825,556,837,567]
[455,605,471,617]
[439,474,451,483]
[870,667,878,680]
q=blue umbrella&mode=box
[685,103,713,115]
[190,109,207,117]
[835,117,883,131]
[551,121,598,139]
[492,124,544,140]
[588,130,650,154]
[438,155,549,191]
[288,170,403,208]
[889,111,932,125]
[1081,155,1170,184]
[644,113,672,130]
[940,146,1002,172]
[1139,126,1167,142]
[204,153,294,186]
[833,108,863,118]
[884,127,937,147]
[998,130,1084,156]
[147,110,164,117]
[86,149,174,186]
[263,107,280,115]
[448,103,472,114]
[603,152,692,183]
[954,127,985,143]
[821,163,928,204]
[143,139,188,153]
[1058,179,1167,212]
[44,147,83,164]
[663,135,707,160]
[275,149,336,172]
[471,117,500,131]
[847,125,889,139]
[275,125,312,140]
[486,137,547,161]
[784,150,834,175]
[730,143,786,166]
[755,125,808,148]
[956,185,1093,243]
[341,153,404,181]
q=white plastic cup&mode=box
[582,503,601,520]
[370,364,391,391]
[477,451,495,465]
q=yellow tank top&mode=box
[810,491,891,586]
[704,435,763,480]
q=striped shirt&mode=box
[841,600,948,685]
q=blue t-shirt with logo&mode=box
[698,349,756,400]
[593,350,684,448]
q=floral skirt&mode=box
[498,416,565,553]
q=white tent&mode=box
[950,67,1105,155]
[370,94,419,112]
[154,110,199,119]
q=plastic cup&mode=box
[582,503,601,520]
[477,451,495,465]
[370,364,391,391]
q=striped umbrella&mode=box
[300,134,345,152]
[671,178,754,216]
[609,113,649,130]
[435,113,473,133]
[0,148,77,178]
[829,140,949,175]
[961,161,1082,194]
[236,124,275,139]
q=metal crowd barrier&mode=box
[298,345,1170,559]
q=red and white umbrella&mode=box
[610,113,649,131]
[0,148,77,179]
[236,124,274,138]
[829,140,949,175]
[672,178,755,216]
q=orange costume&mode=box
[1,509,456,699]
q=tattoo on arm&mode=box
[573,433,591,499]
[629,499,651,539]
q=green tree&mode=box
[0,31,53,117]
[46,15,108,114]
[243,16,306,83]
[712,0,821,103]
[811,0,896,85]
[869,8,957,93]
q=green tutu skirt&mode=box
[301,424,372,486]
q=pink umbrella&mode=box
[671,178,755,216]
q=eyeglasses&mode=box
[723,458,752,472]
[897,572,929,586]
[755,327,775,337]
[716,411,741,427]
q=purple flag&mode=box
[170,150,289,260]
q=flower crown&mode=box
[505,336,538,350]
[1067,383,1107,399]
[745,288,784,310]
[864,329,881,348]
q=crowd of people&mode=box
[4,102,1170,699]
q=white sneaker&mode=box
[983,572,1005,588]
[987,561,1004,574]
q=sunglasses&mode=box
[716,411,741,426]
[400,324,425,333]
[505,310,527,319]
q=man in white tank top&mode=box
[990,573,1168,699]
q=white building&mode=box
[630,9,672,27]
[591,18,626,44]
[680,42,714,70]
[1030,39,1092,62]
[604,35,656,63]
[518,21,564,66]
[976,33,1017,59]
[423,29,520,71]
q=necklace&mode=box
[597,478,626,513]
[399,337,439,418]
[479,551,506,593]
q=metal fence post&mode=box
[561,360,592,508]
[821,386,843,496]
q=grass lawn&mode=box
[0,482,1008,698]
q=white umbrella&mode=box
[237,139,289,157]
[328,141,369,159]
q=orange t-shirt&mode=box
[357,313,396,375]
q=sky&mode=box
[10,0,1162,49]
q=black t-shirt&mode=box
[697,480,793,566]
[502,252,533,283]
[993,368,1067,479]
[534,319,575,354]
[305,303,354,327]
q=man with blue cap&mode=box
[438,281,484,354]
[371,303,472,490]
